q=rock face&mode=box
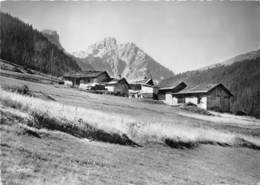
[41,30,94,71]
[73,37,174,83]
[41,29,64,51]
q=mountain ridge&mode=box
[198,49,260,71]
[72,37,174,83]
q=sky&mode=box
[2,1,260,73]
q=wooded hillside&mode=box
[160,50,260,118]
[0,12,81,76]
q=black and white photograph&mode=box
[0,1,260,185]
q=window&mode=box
[197,97,201,104]
[177,97,185,104]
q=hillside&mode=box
[199,49,260,71]
[160,49,260,118]
[72,37,174,83]
[41,29,94,71]
[0,12,81,76]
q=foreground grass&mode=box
[2,108,259,185]
[1,87,260,150]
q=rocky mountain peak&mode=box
[72,37,174,82]
[90,37,118,52]
[41,29,63,50]
[41,29,59,41]
[102,37,117,48]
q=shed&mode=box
[169,83,233,112]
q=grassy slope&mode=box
[1,107,260,185]
[0,76,259,137]
[1,76,260,185]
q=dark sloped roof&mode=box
[63,71,109,78]
[105,78,119,85]
[131,78,154,86]
[105,78,130,88]
[159,82,186,91]
[172,83,233,96]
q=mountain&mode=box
[160,49,260,118]
[72,37,174,83]
[0,12,81,76]
[69,55,94,71]
[41,29,64,51]
[41,29,94,71]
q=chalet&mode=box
[129,78,157,99]
[104,78,130,96]
[166,83,233,112]
[63,71,111,87]
[158,82,187,100]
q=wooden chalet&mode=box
[63,71,111,87]
[166,83,233,112]
[104,78,130,96]
[129,78,157,99]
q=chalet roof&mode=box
[130,78,154,87]
[159,82,186,90]
[172,83,233,96]
[63,71,109,79]
[105,78,130,87]
[106,78,119,85]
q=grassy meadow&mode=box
[1,86,260,149]
[1,76,260,185]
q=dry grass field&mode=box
[1,76,260,185]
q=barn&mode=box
[166,83,233,112]
[63,71,111,87]
[158,82,187,100]
[104,78,130,96]
[129,78,156,99]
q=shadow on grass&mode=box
[31,112,140,147]
[164,138,260,150]
[164,138,199,149]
